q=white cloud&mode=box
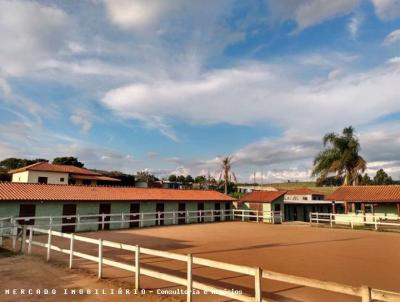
[348,15,362,39]
[371,0,400,20]
[101,60,400,139]
[104,0,184,29]
[384,29,400,45]
[70,109,92,133]
[267,0,360,31]
[0,0,69,76]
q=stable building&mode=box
[238,191,285,222]
[326,185,400,219]
[9,162,120,186]
[284,187,337,222]
[0,182,235,232]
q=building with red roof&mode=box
[9,162,120,186]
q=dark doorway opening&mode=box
[178,203,186,224]
[19,204,36,226]
[130,203,140,228]
[225,202,231,221]
[98,203,111,230]
[62,204,76,233]
[214,203,221,222]
[197,202,204,223]
[38,177,48,184]
[156,203,164,226]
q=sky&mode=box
[1,0,400,182]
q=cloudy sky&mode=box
[1,0,400,182]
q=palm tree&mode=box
[311,126,366,186]
[218,155,237,194]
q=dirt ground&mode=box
[0,249,182,302]
[2,222,400,302]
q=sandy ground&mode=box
[0,249,182,302]
[3,222,400,302]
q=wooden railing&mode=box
[14,225,400,302]
[310,212,400,230]
[232,209,283,224]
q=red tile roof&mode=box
[239,191,286,203]
[70,174,120,182]
[326,185,400,203]
[9,162,101,176]
[0,182,235,202]
[286,187,324,196]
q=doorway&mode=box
[19,204,36,225]
[62,204,76,233]
[197,202,204,223]
[98,203,111,230]
[130,203,140,228]
[178,203,186,224]
[156,203,164,226]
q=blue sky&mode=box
[1,0,400,182]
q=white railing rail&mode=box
[15,225,400,302]
[310,212,400,230]
[232,209,283,224]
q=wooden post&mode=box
[12,225,17,252]
[46,228,52,261]
[186,210,189,224]
[187,254,193,302]
[397,203,400,217]
[360,285,371,302]
[121,213,124,229]
[254,267,262,302]
[211,210,214,222]
[28,226,33,254]
[374,216,378,231]
[140,213,144,228]
[21,225,27,254]
[76,214,80,232]
[101,214,105,230]
[135,245,140,290]
[98,239,103,279]
[330,214,333,228]
[242,210,244,222]
[272,212,275,224]
[69,233,74,269]
[332,201,336,214]
[0,221,3,246]
[173,212,176,225]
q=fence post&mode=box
[350,218,354,229]
[121,213,124,229]
[254,267,262,302]
[211,210,214,222]
[98,238,103,279]
[101,214,105,230]
[46,228,52,261]
[0,221,3,246]
[256,211,259,223]
[330,214,333,227]
[173,211,176,225]
[28,226,33,254]
[135,245,140,291]
[12,224,17,252]
[69,233,74,269]
[309,212,312,226]
[186,210,189,224]
[272,212,275,224]
[374,216,378,231]
[316,213,319,224]
[49,217,53,230]
[360,285,371,302]
[21,225,27,254]
[76,214,80,232]
[242,210,244,222]
[140,213,144,228]
[187,254,193,302]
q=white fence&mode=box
[11,225,400,302]
[310,212,400,231]
[0,209,282,235]
[232,209,283,224]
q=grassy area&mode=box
[257,181,337,195]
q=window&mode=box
[38,177,48,184]
[303,196,308,200]
[82,180,91,186]
[60,178,65,182]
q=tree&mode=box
[218,155,237,194]
[360,173,372,185]
[194,175,206,183]
[0,157,48,171]
[185,175,194,183]
[373,169,393,185]
[177,175,186,183]
[135,171,159,187]
[311,126,366,186]
[168,174,177,182]
[52,157,84,168]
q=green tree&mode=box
[373,169,393,185]
[0,157,48,170]
[52,157,84,167]
[218,155,237,194]
[194,175,206,183]
[312,126,366,186]
[168,174,177,182]
[360,173,372,185]
[177,175,186,183]
[135,171,158,187]
[185,175,194,183]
